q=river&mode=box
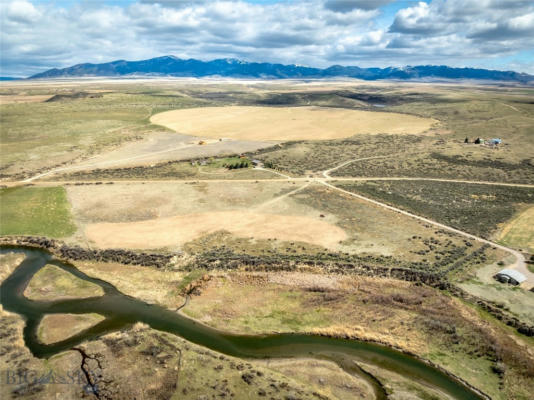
[0,247,484,399]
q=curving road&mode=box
[318,179,533,289]
[322,154,398,178]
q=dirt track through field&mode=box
[14,177,534,188]
[318,180,533,289]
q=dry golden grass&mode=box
[38,313,105,344]
[84,210,347,249]
[258,358,374,400]
[75,260,187,309]
[0,94,53,104]
[150,106,437,141]
[0,252,25,283]
[498,206,534,252]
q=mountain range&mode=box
[29,56,533,84]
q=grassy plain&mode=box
[2,80,532,183]
[0,252,25,281]
[249,87,534,182]
[180,272,534,400]
[24,264,104,301]
[85,210,347,250]
[1,79,534,400]
[37,313,105,344]
[498,206,534,252]
[74,259,187,309]
[0,186,76,237]
[0,83,207,177]
[63,180,499,278]
[65,180,298,223]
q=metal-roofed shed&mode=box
[495,269,526,285]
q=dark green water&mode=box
[0,247,484,399]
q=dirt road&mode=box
[6,176,534,188]
[5,153,533,287]
[318,180,533,289]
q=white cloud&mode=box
[5,0,41,23]
[0,0,533,77]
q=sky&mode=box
[1,0,533,77]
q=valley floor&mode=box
[1,79,533,400]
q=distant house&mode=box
[251,159,264,167]
[489,138,502,145]
[494,269,526,285]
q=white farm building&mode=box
[494,269,526,285]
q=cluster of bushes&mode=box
[337,181,534,238]
[447,284,534,338]
[56,155,255,180]
[183,247,446,286]
[0,236,175,268]
[332,152,534,184]
[56,159,201,180]
[247,134,424,175]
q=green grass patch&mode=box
[25,264,104,301]
[177,270,207,292]
[0,186,76,237]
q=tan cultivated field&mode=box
[498,206,534,252]
[150,106,437,140]
[66,181,490,262]
[85,210,347,249]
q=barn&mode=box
[494,269,526,285]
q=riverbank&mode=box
[1,246,505,400]
[3,235,532,338]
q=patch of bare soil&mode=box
[67,132,273,171]
[85,210,347,249]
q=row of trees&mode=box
[224,160,250,169]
